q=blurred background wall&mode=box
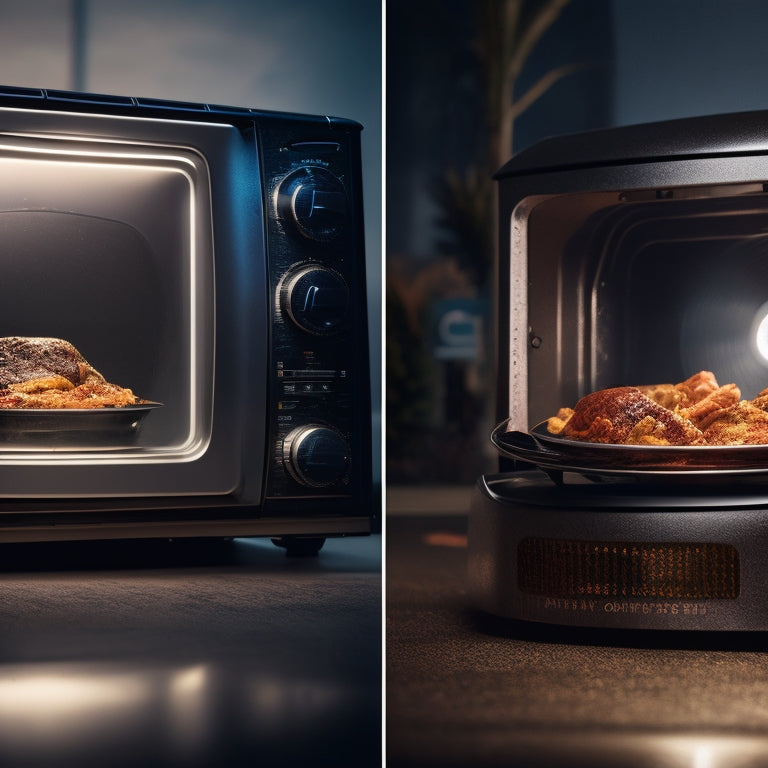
[386,0,768,486]
[0,0,382,487]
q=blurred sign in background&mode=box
[386,0,613,484]
[432,300,486,362]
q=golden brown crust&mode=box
[700,401,768,445]
[637,371,741,426]
[559,386,705,446]
[546,371,768,446]
[546,407,574,435]
[678,383,741,428]
[0,337,142,409]
[0,381,139,409]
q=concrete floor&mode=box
[0,534,381,768]
[386,507,768,768]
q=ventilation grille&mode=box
[518,538,740,600]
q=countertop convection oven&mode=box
[470,111,768,629]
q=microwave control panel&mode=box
[258,118,370,504]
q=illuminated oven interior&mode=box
[522,183,768,426]
[0,133,214,462]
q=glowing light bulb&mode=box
[752,302,768,362]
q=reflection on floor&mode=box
[387,505,768,768]
[0,535,381,768]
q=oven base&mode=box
[468,471,768,631]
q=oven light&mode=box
[752,302,768,362]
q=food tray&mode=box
[491,419,768,484]
[0,402,162,447]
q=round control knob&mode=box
[280,264,349,335]
[276,166,347,241]
[283,425,350,488]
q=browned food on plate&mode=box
[0,337,103,388]
[637,370,719,410]
[0,337,143,409]
[546,407,574,435]
[546,370,768,446]
[637,370,741,428]
[699,400,768,445]
[550,386,706,446]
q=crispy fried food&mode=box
[556,386,706,445]
[546,371,768,446]
[546,407,574,434]
[7,375,74,394]
[751,387,768,411]
[0,380,139,409]
[700,400,768,445]
[638,371,741,426]
[626,414,689,445]
[667,370,721,406]
[679,384,742,427]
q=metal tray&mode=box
[0,402,162,447]
[491,419,768,484]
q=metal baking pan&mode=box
[0,402,162,447]
[491,419,768,484]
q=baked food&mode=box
[0,337,102,389]
[0,337,143,409]
[547,371,768,446]
[699,399,768,445]
[550,386,706,446]
[637,370,741,428]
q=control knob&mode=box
[280,264,348,335]
[276,166,347,242]
[282,425,350,488]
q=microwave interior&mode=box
[0,112,251,501]
[0,136,212,456]
[520,183,768,428]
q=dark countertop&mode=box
[386,511,768,768]
[0,534,381,768]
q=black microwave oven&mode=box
[0,85,373,555]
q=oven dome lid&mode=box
[495,109,768,179]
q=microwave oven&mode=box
[0,85,373,555]
[469,110,768,629]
